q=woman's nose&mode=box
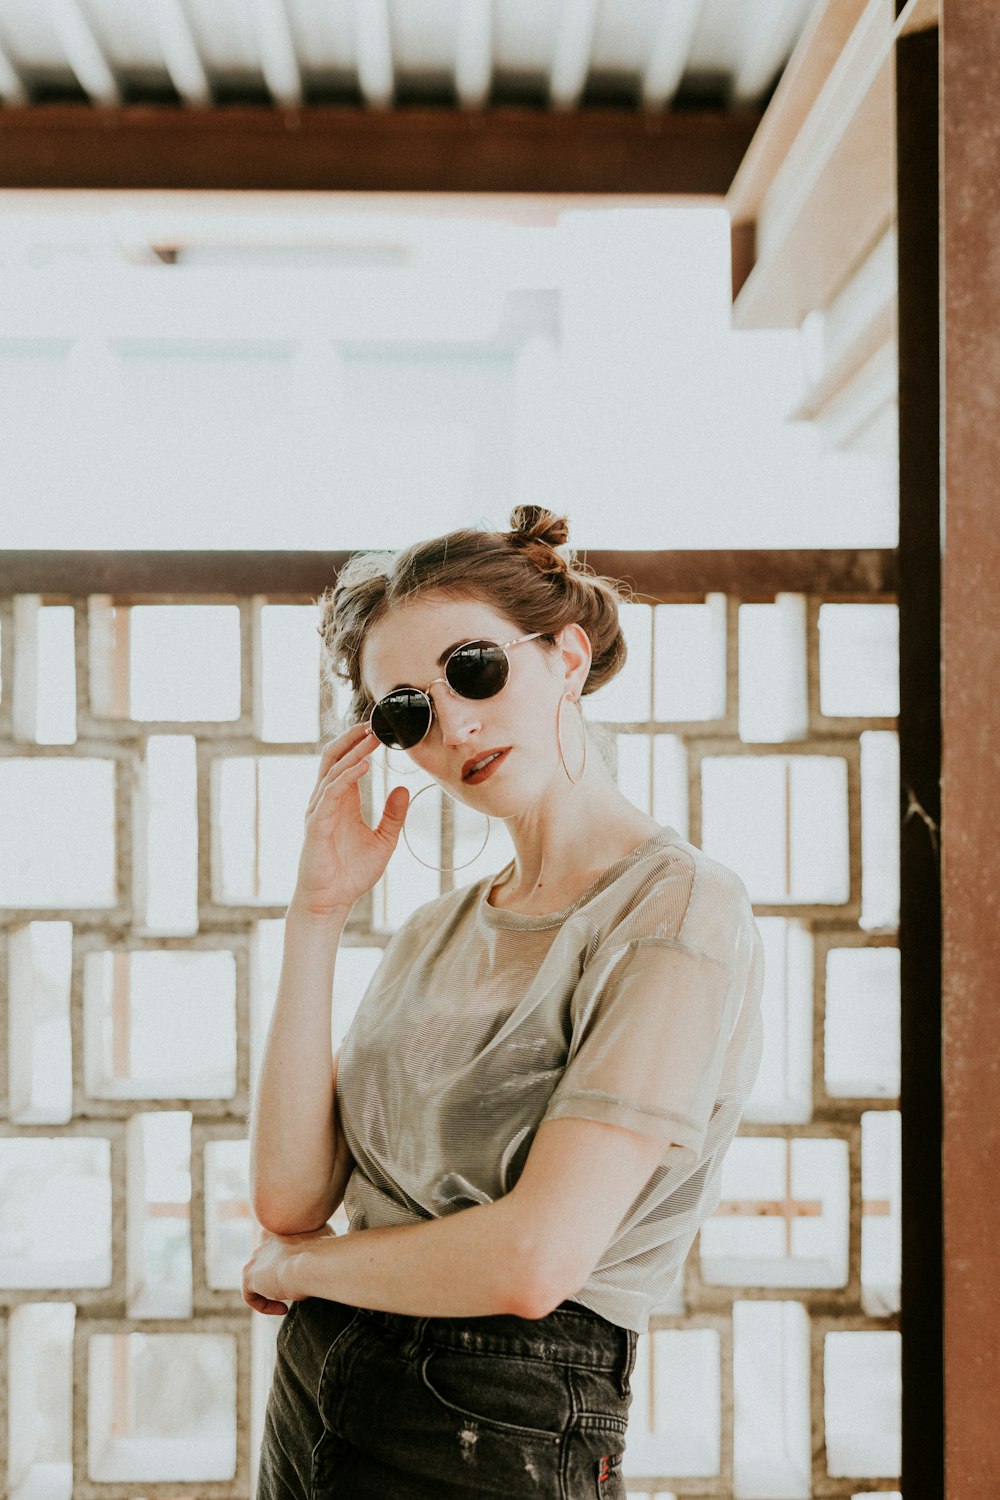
[429,682,482,743]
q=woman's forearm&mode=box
[286,1193,553,1320]
[249,894,354,1233]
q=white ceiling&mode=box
[0,0,818,111]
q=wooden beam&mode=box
[0,549,897,602]
[0,104,761,194]
[734,0,897,329]
[728,0,937,328]
[940,0,1000,1491]
[727,0,870,223]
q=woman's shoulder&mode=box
[593,832,754,961]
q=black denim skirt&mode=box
[257,1293,638,1498]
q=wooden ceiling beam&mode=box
[727,0,939,313]
[0,104,761,194]
[727,0,871,228]
[0,549,897,601]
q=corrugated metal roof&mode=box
[0,0,818,111]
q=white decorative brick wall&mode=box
[0,579,901,1500]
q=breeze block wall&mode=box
[0,550,902,1500]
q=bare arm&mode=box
[279,1116,670,1318]
[247,720,409,1236]
[248,896,356,1234]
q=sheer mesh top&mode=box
[335,824,765,1333]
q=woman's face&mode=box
[359,594,591,810]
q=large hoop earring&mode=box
[401,783,492,872]
[375,744,422,776]
[556,692,588,786]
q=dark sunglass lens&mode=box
[371,691,430,749]
[447,642,509,700]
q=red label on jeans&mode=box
[598,1454,612,1482]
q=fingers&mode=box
[310,757,370,817]
[310,723,374,793]
[303,728,412,851]
[246,1292,287,1316]
[307,730,378,817]
[242,1281,289,1315]
[376,783,409,836]
[336,729,378,770]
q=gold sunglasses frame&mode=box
[361,631,546,749]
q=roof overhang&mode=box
[726,0,939,324]
[0,102,762,196]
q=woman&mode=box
[246,505,764,1498]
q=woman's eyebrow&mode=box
[384,638,476,695]
[436,637,474,666]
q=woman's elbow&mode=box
[251,1188,337,1237]
[253,1209,329,1236]
[509,1282,561,1321]
[508,1263,584,1321]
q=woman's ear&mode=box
[558,622,592,694]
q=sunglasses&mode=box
[361,632,546,749]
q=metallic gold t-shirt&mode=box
[335,824,765,1334]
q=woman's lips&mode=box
[463,747,511,784]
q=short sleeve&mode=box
[540,935,744,1171]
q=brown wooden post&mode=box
[940,3,1000,1495]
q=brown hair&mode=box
[315,505,635,737]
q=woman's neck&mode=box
[488,798,663,914]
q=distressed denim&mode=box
[257,1294,638,1498]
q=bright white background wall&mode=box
[0,195,896,550]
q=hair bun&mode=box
[507,505,571,575]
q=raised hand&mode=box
[293,724,410,917]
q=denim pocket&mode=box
[419,1346,572,1439]
[315,1306,365,1416]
